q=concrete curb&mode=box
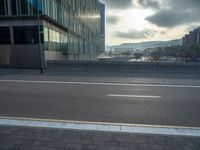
[1,117,200,137]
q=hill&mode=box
[106,39,182,52]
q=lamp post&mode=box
[37,0,43,73]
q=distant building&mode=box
[183,27,200,46]
[99,1,105,53]
[0,0,100,68]
[183,34,190,46]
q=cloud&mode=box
[170,0,200,10]
[138,0,160,9]
[105,0,133,9]
[106,16,120,24]
[114,29,156,39]
[145,0,200,28]
[146,9,200,28]
[186,25,200,32]
[160,31,166,35]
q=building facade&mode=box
[99,1,105,53]
[183,27,200,46]
[0,0,100,68]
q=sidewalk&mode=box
[0,125,199,150]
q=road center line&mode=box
[0,79,200,88]
[0,117,200,137]
[107,94,162,99]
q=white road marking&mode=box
[107,94,162,99]
[0,117,200,137]
[0,79,200,88]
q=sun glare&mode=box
[122,9,154,30]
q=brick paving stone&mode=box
[0,125,200,150]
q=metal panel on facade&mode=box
[0,45,42,69]
[0,45,11,66]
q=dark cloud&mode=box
[138,0,160,9]
[105,0,133,9]
[106,16,120,24]
[146,0,200,28]
[170,0,200,10]
[146,9,200,28]
[114,29,155,39]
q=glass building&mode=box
[99,1,105,53]
[0,0,100,68]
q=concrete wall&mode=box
[47,61,200,74]
[67,54,98,61]
[45,51,68,61]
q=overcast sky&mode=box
[104,0,200,46]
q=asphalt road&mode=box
[0,76,200,127]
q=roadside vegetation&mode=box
[150,44,200,62]
[100,44,200,62]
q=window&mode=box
[32,0,43,14]
[21,0,29,15]
[19,0,43,15]
[0,0,5,15]
[11,0,17,15]
[13,26,39,44]
[0,27,11,44]
[44,27,49,50]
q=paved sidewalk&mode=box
[0,125,200,150]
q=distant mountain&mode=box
[106,39,182,52]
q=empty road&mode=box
[0,76,200,127]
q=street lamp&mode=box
[37,0,43,74]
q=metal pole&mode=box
[37,0,43,73]
[197,29,200,44]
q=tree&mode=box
[107,50,113,56]
[134,53,143,60]
[183,44,200,61]
[121,50,132,56]
[150,48,163,61]
[189,44,200,57]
